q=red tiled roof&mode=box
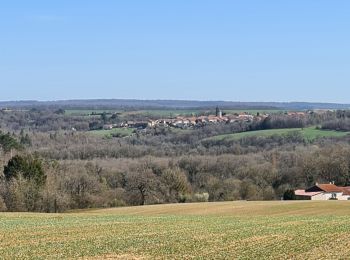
[316,184,343,193]
[339,187,350,196]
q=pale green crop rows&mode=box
[0,201,349,259]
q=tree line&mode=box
[1,109,350,212]
[1,136,350,212]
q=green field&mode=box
[89,128,134,138]
[65,109,204,117]
[65,108,285,118]
[207,127,350,142]
[1,201,350,259]
[224,109,287,115]
[125,109,205,117]
[65,109,122,116]
[132,109,286,117]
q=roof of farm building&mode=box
[306,184,343,193]
[294,190,322,197]
[339,187,350,195]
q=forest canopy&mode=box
[1,107,350,212]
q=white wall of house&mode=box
[311,192,350,200]
[337,194,350,200]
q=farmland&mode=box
[1,201,350,259]
[224,109,286,115]
[65,109,205,117]
[207,127,350,142]
[65,108,285,118]
[65,109,122,116]
[126,109,286,117]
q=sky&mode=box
[1,1,350,103]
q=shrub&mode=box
[193,192,210,202]
[283,189,296,200]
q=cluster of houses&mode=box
[147,113,259,128]
[103,107,271,130]
[0,108,12,112]
[101,107,311,131]
[103,113,260,130]
[103,121,148,130]
[294,183,350,200]
[286,111,308,117]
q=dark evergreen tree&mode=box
[283,189,296,200]
[4,155,46,186]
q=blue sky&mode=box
[1,1,349,102]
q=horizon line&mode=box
[0,99,349,105]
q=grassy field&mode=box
[65,109,285,118]
[224,109,286,115]
[124,109,205,117]
[89,128,134,138]
[131,109,286,117]
[1,201,350,259]
[207,127,350,142]
[65,109,122,116]
[65,109,204,117]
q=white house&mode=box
[295,183,350,200]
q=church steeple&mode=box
[215,106,222,118]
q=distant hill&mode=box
[0,99,349,110]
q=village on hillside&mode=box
[102,107,311,130]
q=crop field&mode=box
[131,109,286,117]
[65,109,123,116]
[1,201,350,259]
[207,127,350,142]
[123,109,205,117]
[224,109,286,115]
[65,108,285,118]
[65,109,204,117]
